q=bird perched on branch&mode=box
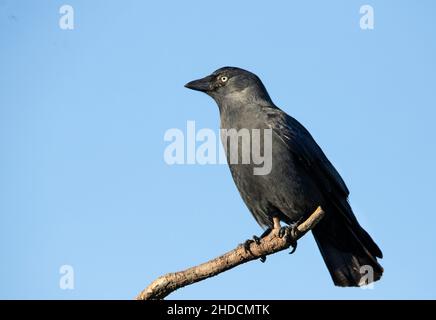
[185,67,383,287]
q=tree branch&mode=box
[136,206,325,300]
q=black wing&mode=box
[265,107,382,259]
[265,108,350,203]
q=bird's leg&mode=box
[273,216,281,231]
[274,217,288,238]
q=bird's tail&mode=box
[312,213,383,287]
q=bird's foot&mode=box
[243,235,259,251]
[256,231,271,263]
[242,232,270,263]
[242,239,267,263]
[278,225,299,254]
[242,238,254,253]
[278,226,288,238]
[243,227,273,251]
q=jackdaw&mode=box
[185,66,383,287]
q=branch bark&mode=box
[136,206,325,300]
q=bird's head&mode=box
[185,67,272,105]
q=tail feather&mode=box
[312,213,383,287]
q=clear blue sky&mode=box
[1,0,435,299]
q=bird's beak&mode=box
[184,75,214,92]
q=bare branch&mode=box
[136,206,325,300]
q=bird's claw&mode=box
[243,239,254,253]
[289,240,298,254]
[243,234,262,253]
[278,225,299,254]
[242,235,267,263]
[288,224,299,254]
[254,236,267,262]
[278,226,288,238]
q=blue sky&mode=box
[1,0,435,299]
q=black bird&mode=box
[185,67,383,287]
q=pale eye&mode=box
[220,76,228,82]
